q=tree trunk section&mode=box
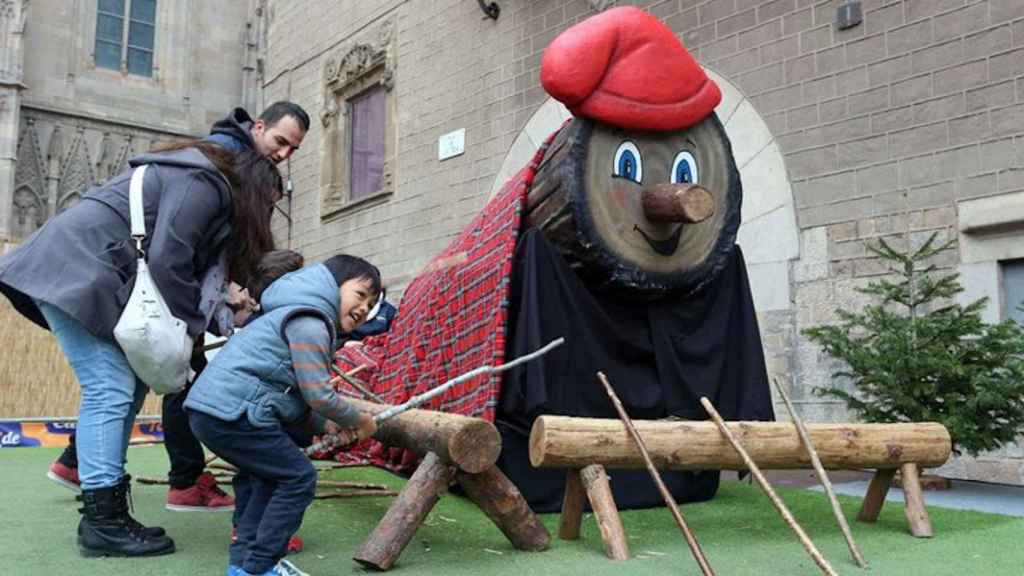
[580,464,629,560]
[900,463,934,538]
[559,469,585,540]
[856,468,896,523]
[354,452,453,571]
[531,416,950,470]
[456,465,551,551]
[347,397,501,473]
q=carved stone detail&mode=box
[12,118,45,237]
[320,17,396,128]
[57,127,94,213]
[319,15,397,220]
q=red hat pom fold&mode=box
[541,7,721,132]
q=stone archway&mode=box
[488,69,800,312]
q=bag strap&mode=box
[128,165,149,254]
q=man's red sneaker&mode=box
[47,461,81,494]
[166,472,235,511]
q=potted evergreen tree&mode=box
[804,233,1024,484]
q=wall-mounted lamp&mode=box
[477,0,500,20]
[835,0,863,30]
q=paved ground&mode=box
[724,470,1024,518]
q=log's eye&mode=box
[612,141,643,184]
[671,151,698,184]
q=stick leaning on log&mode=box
[597,372,715,575]
[306,338,565,458]
[773,378,867,569]
[700,397,839,576]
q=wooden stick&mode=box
[700,397,838,576]
[316,480,390,490]
[315,489,399,500]
[598,372,715,575]
[135,473,234,485]
[208,462,238,472]
[773,378,867,568]
[331,364,384,403]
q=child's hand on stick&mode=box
[354,412,378,441]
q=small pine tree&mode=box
[804,232,1024,456]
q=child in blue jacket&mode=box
[185,255,381,576]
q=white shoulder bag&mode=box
[113,165,193,395]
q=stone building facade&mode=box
[0,0,265,241]
[261,0,1024,485]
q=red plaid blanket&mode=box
[323,140,552,471]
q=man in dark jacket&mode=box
[207,101,309,164]
[47,102,311,519]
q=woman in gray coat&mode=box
[0,141,280,558]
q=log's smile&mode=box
[634,223,683,255]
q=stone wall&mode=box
[264,0,1024,484]
[3,0,257,240]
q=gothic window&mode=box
[95,0,156,77]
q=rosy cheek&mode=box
[610,184,630,210]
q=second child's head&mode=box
[249,249,306,303]
[323,255,382,333]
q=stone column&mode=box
[0,0,28,241]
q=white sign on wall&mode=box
[438,128,465,161]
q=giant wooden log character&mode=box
[530,416,951,470]
[528,7,741,297]
[347,398,500,473]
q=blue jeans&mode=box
[36,301,147,489]
[189,411,316,574]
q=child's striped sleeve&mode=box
[283,315,360,429]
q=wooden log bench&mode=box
[529,416,952,557]
[345,399,550,570]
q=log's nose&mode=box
[641,183,714,223]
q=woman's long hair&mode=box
[150,140,280,288]
[227,150,281,287]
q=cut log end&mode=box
[641,184,715,223]
[449,420,503,474]
[528,417,547,468]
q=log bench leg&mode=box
[857,467,896,523]
[900,463,934,538]
[354,452,454,571]
[580,464,629,560]
[456,465,551,551]
[559,469,585,540]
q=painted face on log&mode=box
[585,116,736,268]
[525,115,742,296]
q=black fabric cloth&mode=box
[496,228,773,512]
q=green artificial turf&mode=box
[1,445,1021,575]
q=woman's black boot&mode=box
[78,482,175,557]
